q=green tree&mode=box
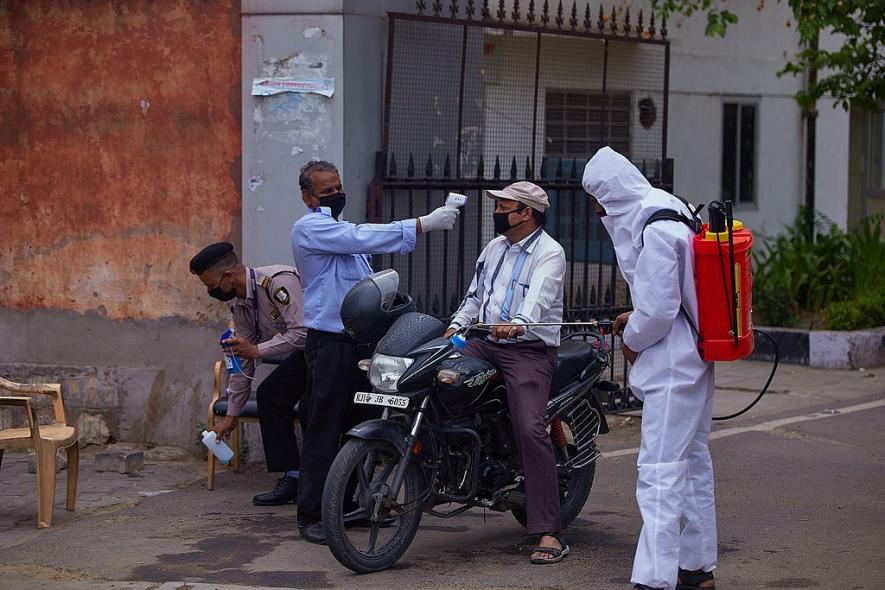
[649,0,884,110]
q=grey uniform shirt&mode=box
[226,264,307,416]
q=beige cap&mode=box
[486,181,550,212]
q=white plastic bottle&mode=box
[201,430,234,464]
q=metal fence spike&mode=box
[605,284,612,304]
[497,0,505,21]
[624,7,631,34]
[661,13,667,37]
[555,0,564,28]
[541,0,550,26]
[432,294,441,316]
[482,0,491,20]
[570,158,578,178]
[407,154,415,177]
[575,285,583,307]
[389,153,398,177]
[610,5,617,33]
[555,157,563,178]
[584,3,592,30]
[494,156,501,180]
[649,11,656,36]
[525,156,532,179]
[432,0,442,17]
[637,9,644,37]
[450,0,459,18]
[569,1,578,30]
[425,153,434,177]
[466,0,475,19]
[477,155,485,178]
[527,0,536,24]
[512,0,521,22]
[444,154,452,178]
[510,156,518,180]
[597,4,604,32]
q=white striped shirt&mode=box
[448,228,565,346]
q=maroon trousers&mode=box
[464,338,561,534]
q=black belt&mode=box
[306,329,356,343]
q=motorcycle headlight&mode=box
[369,354,414,393]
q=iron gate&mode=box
[368,1,672,392]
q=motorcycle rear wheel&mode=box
[322,438,424,573]
[511,441,597,530]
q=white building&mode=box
[242,0,882,275]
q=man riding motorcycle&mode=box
[443,181,568,565]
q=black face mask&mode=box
[493,208,527,235]
[208,276,236,302]
[319,192,346,219]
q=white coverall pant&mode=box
[630,363,717,589]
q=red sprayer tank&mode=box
[693,220,755,361]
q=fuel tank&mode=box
[436,354,504,416]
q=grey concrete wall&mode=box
[241,0,413,269]
[0,308,226,449]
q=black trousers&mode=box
[255,350,307,473]
[296,330,376,526]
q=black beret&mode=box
[189,242,234,274]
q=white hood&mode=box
[582,147,690,282]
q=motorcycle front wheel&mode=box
[322,438,424,573]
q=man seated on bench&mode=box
[190,242,307,506]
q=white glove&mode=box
[418,206,460,232]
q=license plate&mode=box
[353,392,410,409]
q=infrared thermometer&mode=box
[445,192,468,208]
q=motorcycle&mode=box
[321,305,616,574]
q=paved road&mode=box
[1,361,883,590]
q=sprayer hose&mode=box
[712,328,779,421]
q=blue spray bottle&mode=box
[220,328,244,375]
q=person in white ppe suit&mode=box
[582,147,717,590]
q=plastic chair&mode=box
[0,376,78,528]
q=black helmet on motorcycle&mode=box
[340,269,416,344]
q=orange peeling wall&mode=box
[0,1,241,322]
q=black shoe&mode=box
[252,475,298,506]
[299,521,326,545]
[676,568,716,590]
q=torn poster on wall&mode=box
[251,77,335,97]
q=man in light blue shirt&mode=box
[290,160,459,543]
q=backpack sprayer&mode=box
[453,199,779,421]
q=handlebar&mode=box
[450,320,615,350]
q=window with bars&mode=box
[721,102,757,204]
[542,91,630,266]
[544,91,631,159]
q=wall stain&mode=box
[0,1,242,321]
